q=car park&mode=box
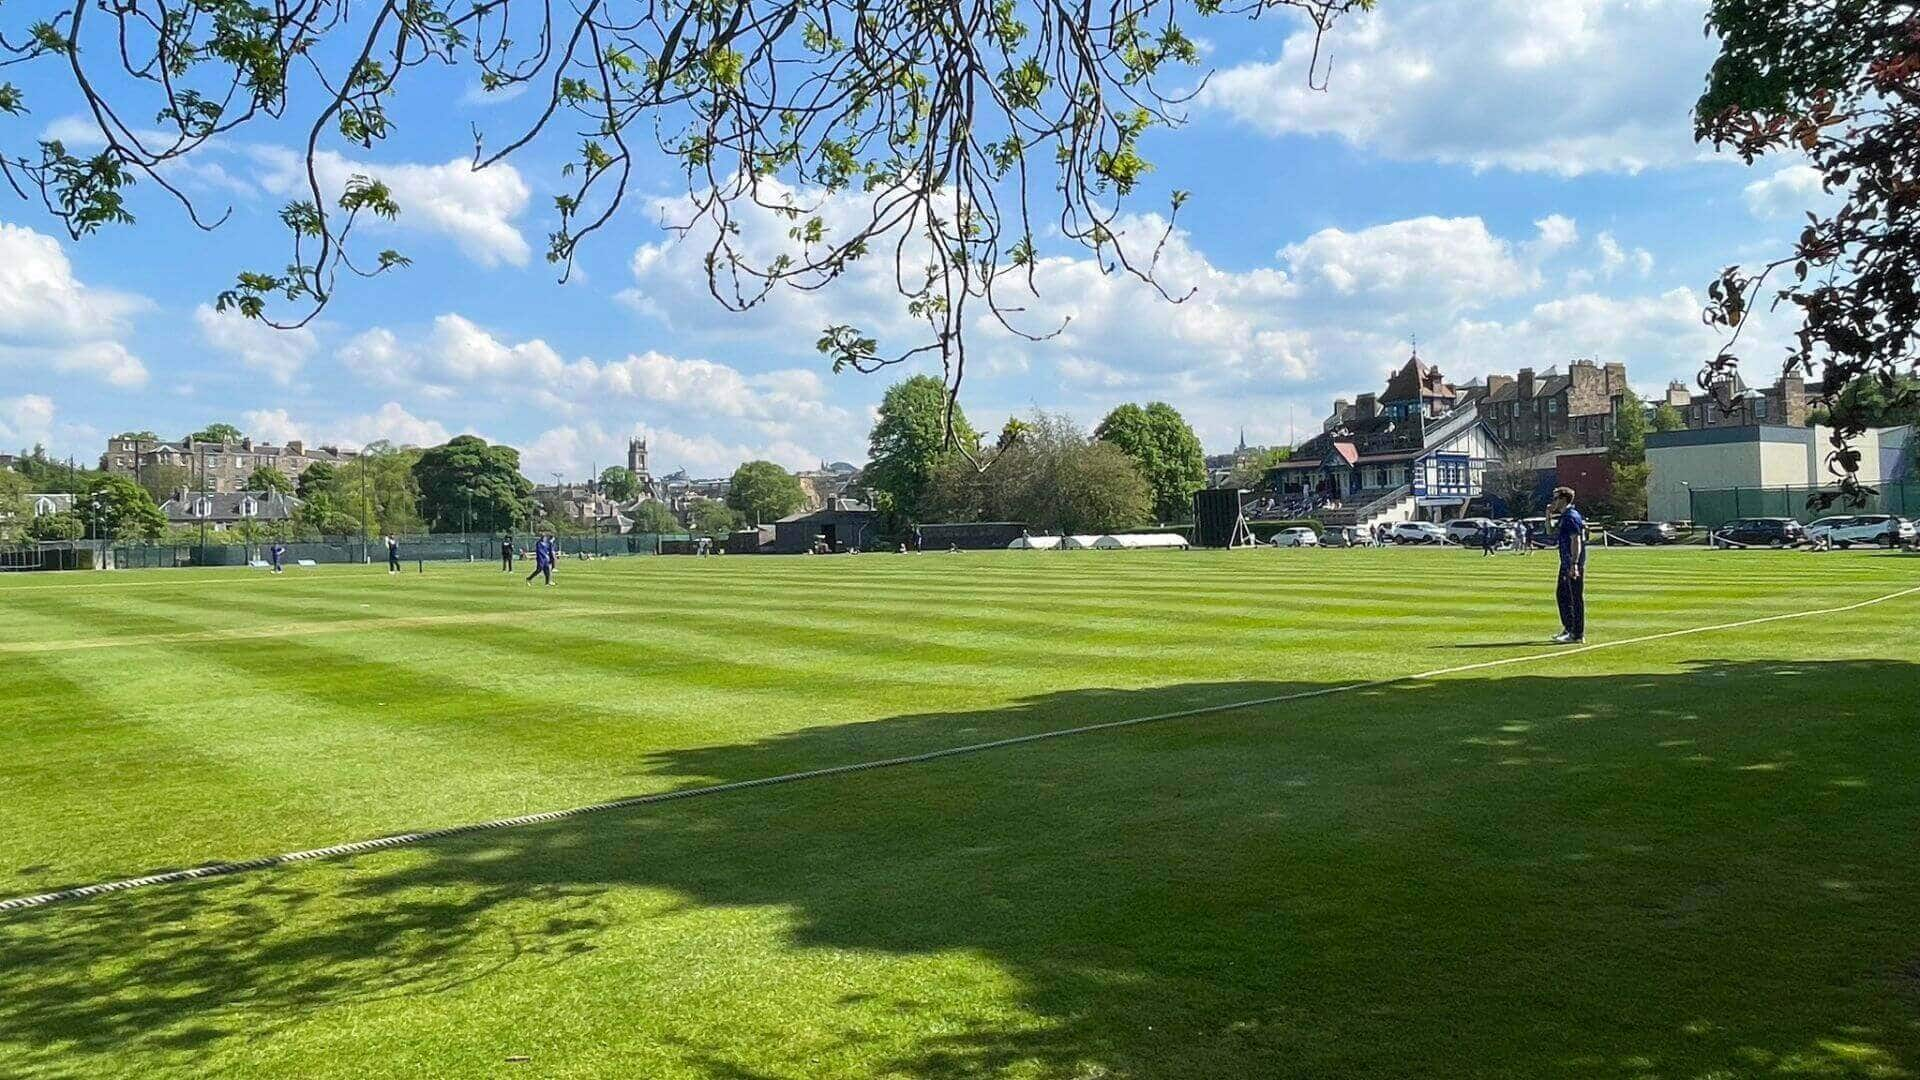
[1390,521,1448,545]
[1322,525,1369,548]
[1273,527,1320,547]
[1712,518,1805,548]
[1804,515,1856,543]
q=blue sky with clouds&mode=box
[0,0,1835,480]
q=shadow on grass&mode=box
[4,660,1920,1078]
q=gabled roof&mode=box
[159,490,300,522]
[1381,354,1456,403]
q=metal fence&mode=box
[1685,482,1920,530]
[2,532,693,572]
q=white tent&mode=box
[1091,533,1190,550]
[1007,535,1063,550]
[1060,535,1105,550]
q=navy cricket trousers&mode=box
[1556,570,1585,639]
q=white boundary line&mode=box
[4,581,1917,916]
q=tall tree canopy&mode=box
[80,474,167,540]
[1651,401,1686,433]
[1094,401,1206,522]
[0,0,1366,435]
[599,466,640,503]
[1697,0,1920,498]
[188,423,245,445]
[1605,392,1651,520]
[631,500,681,535]
[689,500,744,537]
[339,443,428,535]
[927,410,1150,533]
[1807,374,1920,430]
[727,461,807,524]
[411,436,532,533]
[866,375,977,522]
[246,466,295,495]
[1226,446,1291,492]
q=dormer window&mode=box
[34,497,56,516]
[240,497,258,518]
[195,497,213,519]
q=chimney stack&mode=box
[1486,374,1514,397]
[1518,368,1536,399]
[1356,393,1379,420]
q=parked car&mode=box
[1390,521,1448,545]
[1322,525,1369,548]
[1804,515,1857,544]
[1827,514,1916,548]
[1273,526,1319,547]
[1712,518,1805,548]
[1615,521,1677,545]
[1443,517,1496,545]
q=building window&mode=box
[1375,468,1389,487]
[1547,398,1561,414]
[1755,399,1769,419]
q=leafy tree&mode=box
[689,500,744,537]
[246,466,295,494]
[0,2,1367,428]
[112,430,159,442]
[79,474,167,540]
[1696,0,1920,499]
[865,375,978,522]
[297,461,337,499]
[1226,446,1292,493]
[1598,394,1653,520]
[1806,374,1920,430]
[294,493,364,537]
[632,501,681,535]
[0,469,28,539]
[1484,450,1543,519]
[1651,402,1686,433]
[940,410,1151,533]
[411,436,533,533]
[9,446,98,494]
[1094,402,1207,523]
[337,445,427,535]
[598,466,639,502]
[727,461,807,525]
[27,510,84,542]
[188,423,244,445]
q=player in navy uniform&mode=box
[1548,486,1586,643]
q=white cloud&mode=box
[196,304,317,385]
[1743,163,1833,220]
[239,402,451,451]
[253,148,531,266]
[1279,216,1535,310]
[1533,214,1580,252]
[1198,0,1713,175]
[0,394,56,446]
[1436,286,1730,389]
[0,221,148,344]
[1594,231,1655,278]
[52,342,149,389]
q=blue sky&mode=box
[0,0,1834,480]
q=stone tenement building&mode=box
[1657,372,1824,430]
[101,436,358,493]
[1452,359,1631,450]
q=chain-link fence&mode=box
[1685,482,1920,530]
[2,532,693,572]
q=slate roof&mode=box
[158,490,300,523]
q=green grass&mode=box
[3,549,1919,1079]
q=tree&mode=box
[1651,402,1686,433]
[1806,374,1920,430]
[0,1,1365,434]
[246,466,294,495]
[727,461,807,525]
[865,376,978,522]
[1226,447,1292,494]
[1602,394,1652,520]
[26,510,84,542]
[689,500,744,537]
[411,436,533,533]
[112,430,159,442]
[632,501,681,535]
[0,468,28,540]
[80,474,167,540]
[297,462,338,499]
[1094,402,1207,523]
[338,445,427,535]
[599,466,639,503]
[188,423,244,445]
[293,493,365,538]
[944,410,1151,533]
[1484,450,1543,519]
[1696,0,1920,499]
[9,447,98,494]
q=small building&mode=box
[158,490,301,530]
[25,493,75,518]
[1647,424,1914,524]
[767,499,879,553]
